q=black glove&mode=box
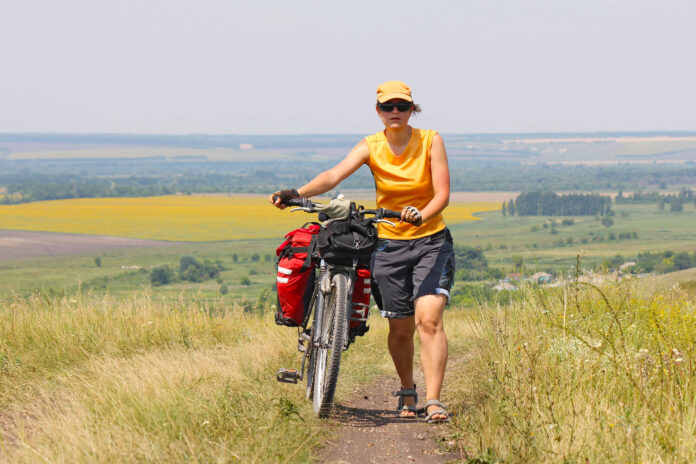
[402,205,423,226]
[276,188,300,203]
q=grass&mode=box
[446,277,696,463]
[1,269,695,462]
[0,291,401,463]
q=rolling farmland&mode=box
[0,195,500,242]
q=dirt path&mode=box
[317,369,463,464]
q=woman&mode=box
[270,81,454,423]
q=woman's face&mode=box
[377,99,413,130]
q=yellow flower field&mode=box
[0,196,500,242]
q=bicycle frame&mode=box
[274,196,400,416]
[295,259,355,381]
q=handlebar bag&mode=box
[316,218,377,266]
[275,223,320,327]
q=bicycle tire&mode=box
[305,287,323,400]
[313,272,349,417]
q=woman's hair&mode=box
[375,102,422,114]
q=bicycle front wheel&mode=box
[313,272,349,418]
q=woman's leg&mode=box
[414,294,448,420]
[388,316,416,416]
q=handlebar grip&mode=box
[284,198,307,207]
[273,195,306,207]
[383,209,402,219]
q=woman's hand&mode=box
[269,189,299,209]
[401,206,423,227]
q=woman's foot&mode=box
[423,399,450,423]
[393,385,418,418]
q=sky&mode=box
[1,0,694,135]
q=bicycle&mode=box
[274,196,401,417]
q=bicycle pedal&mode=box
[276,368,300,384]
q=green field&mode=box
[450,202,696,273]
[0,239,280,299]
[1,202,695,298]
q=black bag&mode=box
[317,217,377,265]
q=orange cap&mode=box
[376,81,413,103]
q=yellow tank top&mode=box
[365,128,447,239]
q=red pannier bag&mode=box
[350,267,371,333]
[275,223,320,327]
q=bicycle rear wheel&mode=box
[313,272,349,417]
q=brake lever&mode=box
[374,219,396,227]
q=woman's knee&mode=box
[388,318,415,340]
[416,317,443,337]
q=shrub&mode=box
[178,256,224,282]
[150,265,176,286]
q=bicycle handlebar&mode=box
[273,195,402,221]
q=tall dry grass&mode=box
[0,291,394,463]
[447,279,696,463]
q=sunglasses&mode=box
[378,101,412,112]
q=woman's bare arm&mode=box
[269,140,370,206]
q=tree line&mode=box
[503,191,612,216]
[2,159,696,204]
[615,188,694,208]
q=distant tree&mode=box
[219,284,229,295]
[670,196,683,212]
[240,276,251,286]
[178,255,223,282]
[150,265,175,286]
[264,254,272,262]
[673,252,692,271]
[601,216,614,227]
[251,253,260,262]
[659,199,665,211]
[94,257,102,267]
[507,199,516,216]
[501,202,507,216]
[232,254,238,262]
[179,255,199,273]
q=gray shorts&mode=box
[370,228,455,319]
